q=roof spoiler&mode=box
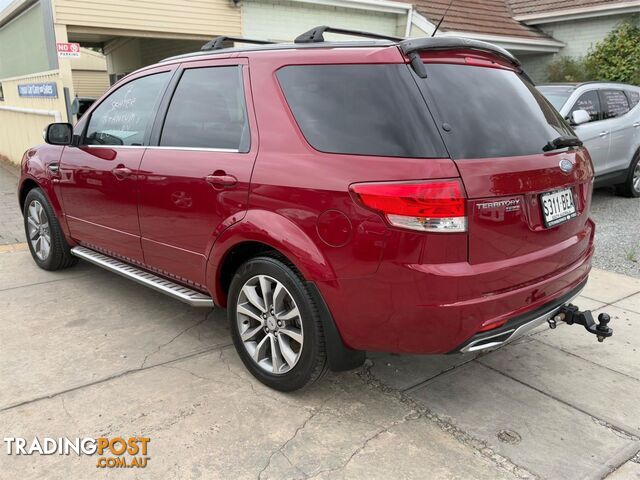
[398,37,523,79]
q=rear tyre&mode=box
[23,188,77,271]
[615,153,640,198]
[228,255,328,391]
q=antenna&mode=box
[432,0,455,37]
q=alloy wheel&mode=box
[633,161,640,194]
[236,275,304,375]
[26,200,51,261]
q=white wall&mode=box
[242,0,403,41]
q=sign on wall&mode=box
[56,42,81,58]
[17,82,58,98]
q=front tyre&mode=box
[228,255,328,391]
[616,153,640,198]
[23,188,77,271]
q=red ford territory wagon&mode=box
[19,28,612,391]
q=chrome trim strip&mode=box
[71,246,214,307]
[80,145,240,153]
[460,287,584,353]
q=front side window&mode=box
[415,64,574,159]
[85,72,170,146]
[570,91,601,123]
[600,89,630,119]
[160,66,250,151]
[276,64,446,158]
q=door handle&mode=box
[112,165,133,180]
[47,162,59,173]
[205,173,237,188]
[599,131,610,137]
[633,122,640,128]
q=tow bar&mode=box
[547,304,613,342]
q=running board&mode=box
[70,246,214,307]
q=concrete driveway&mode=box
[1,247,640,479]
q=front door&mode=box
[59,69,172,262]
[570,89,610,176]
[137,59,258,287]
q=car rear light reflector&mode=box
[350,179,467,233]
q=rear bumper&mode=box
[451,278,586,353]
[318,229,594,355]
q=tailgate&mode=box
[456,148,593,274]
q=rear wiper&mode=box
[543,135,583,152]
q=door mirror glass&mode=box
[45,123,73,145]
[571,109,591,126]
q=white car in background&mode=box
[538,82,640,197]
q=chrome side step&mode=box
[70,246,214,307]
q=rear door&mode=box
[59,69,172,262]
[569,89,610,176]
[137,58,257,287]
[413,57,593,280]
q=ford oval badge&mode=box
[559,159,574,173]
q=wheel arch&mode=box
[207,210,335,307]
[208,211,364,372]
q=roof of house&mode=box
[408,0,552,39]
[506,0,620,16]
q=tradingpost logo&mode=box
[4,436,150,468]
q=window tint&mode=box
[160,66,249,151]
[85,72,169,146]
[276,65,446,158]
[626,90,640,109]
[570,91,600,122]
[601,90,630,119]
[415,64,574,159]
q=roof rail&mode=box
[295,26,402,44]
[201,36,276,51]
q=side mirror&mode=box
[44,123,73,146]
[571,109,591,126]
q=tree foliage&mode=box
[545,21,640,85]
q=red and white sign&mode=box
[56,42,81,58]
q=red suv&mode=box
[19,29,600,391]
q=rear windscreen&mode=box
[416,64,574,159]
[277,64,447,158]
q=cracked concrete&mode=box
[2,249,640,478]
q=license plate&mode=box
[541,188,577,227]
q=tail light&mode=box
[349,179,467,233]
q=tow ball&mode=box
[547,304,613,342]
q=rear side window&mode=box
[570,91,601,122]
[625,90,640,109]
[600,90,630,119]
[160,66,250,151]
[414,64,574,159]
[85,72,170,146]
[276,65,446,158]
